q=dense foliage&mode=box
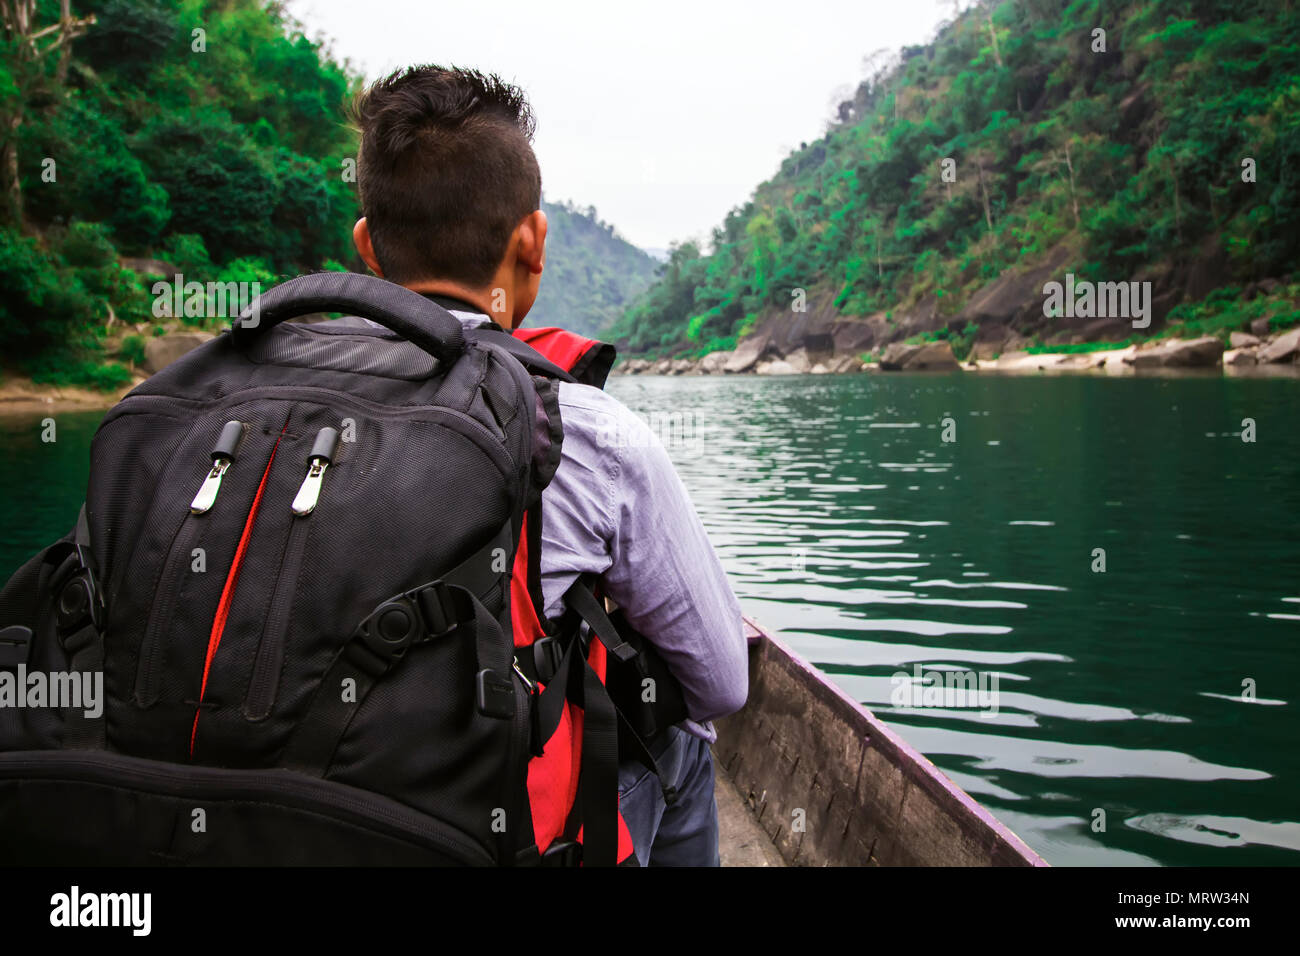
[609,0,1300,354]
[0,0,360,381]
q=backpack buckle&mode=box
[350,598,421,675]
[350,581,461,676]
[414,581,458,639]
[533,636,562,683]
[55,571,100,633]
[476,668,515,719]
[0,625,32,668]
[540,840,582,867]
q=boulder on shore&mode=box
[1124,336,1224,369]
[1229,332,1261,349]
[144,332,215,374]
[783,348,815,374]
[724,333,774,373]
[698,350,732,373]
[616,358,649,375]
[957,243,1072,329]
[1258,327,1300,364]
[879,341,960,371]
[754,359,797,375]
[827,354,863,374]
[831,315,889,354]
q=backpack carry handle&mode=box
[230,272,466,365]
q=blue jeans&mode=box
[617,726,720,867]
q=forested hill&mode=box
[608,0,1300,358]
[529,198,659,337]
[0,0,650,388]
[0,0,360,387]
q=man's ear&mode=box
[353,218,384,277]
[517,209,547,275]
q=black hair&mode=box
[351,65,541,286]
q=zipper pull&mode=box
[292,427,341,517]
[512,656,535,694]
[190,421,246,514]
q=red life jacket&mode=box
[508,326,634,864]
[513,327,616,389]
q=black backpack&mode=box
[0,272,630,866]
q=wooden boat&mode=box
[713,619,1047,867]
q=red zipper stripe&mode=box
[190,425,287,756]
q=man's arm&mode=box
[561,386,749,725]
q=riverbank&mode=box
[5,324,1297,413]
[612,327,1300,378]
[0,377,141,417]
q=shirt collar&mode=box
[418,292,503,332]
[358,291,505,335]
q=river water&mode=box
[606,372,1299,867]
[2,371,1297,866]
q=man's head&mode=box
[350,65,547,328]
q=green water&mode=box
[2,373,1298,866]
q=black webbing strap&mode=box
[561,578,638,665]
[612,707,676,805]
[58,506,106,750]
[547,580,681,810]
[535,633,580,744]
[281,524,516,776]
[530,610,641,867]
[578,654,619,867]
[533,619,664,773]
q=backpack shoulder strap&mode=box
[464,326,577,383]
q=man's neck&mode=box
[402,280,510,328]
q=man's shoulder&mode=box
[554,382,660,459]
[556,379,621,411]
[556,381,639,424]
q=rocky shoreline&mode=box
[613,326,1300,377]
[4,323,1297,418]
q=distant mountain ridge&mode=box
[526,199,660,338]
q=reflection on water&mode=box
[608,372,1300,866]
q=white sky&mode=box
[286,0,965,251]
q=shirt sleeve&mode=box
[592,398,749,725]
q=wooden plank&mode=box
[715,763,786,867]
[714,619,1046,867]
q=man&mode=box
[348,65,748,866]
